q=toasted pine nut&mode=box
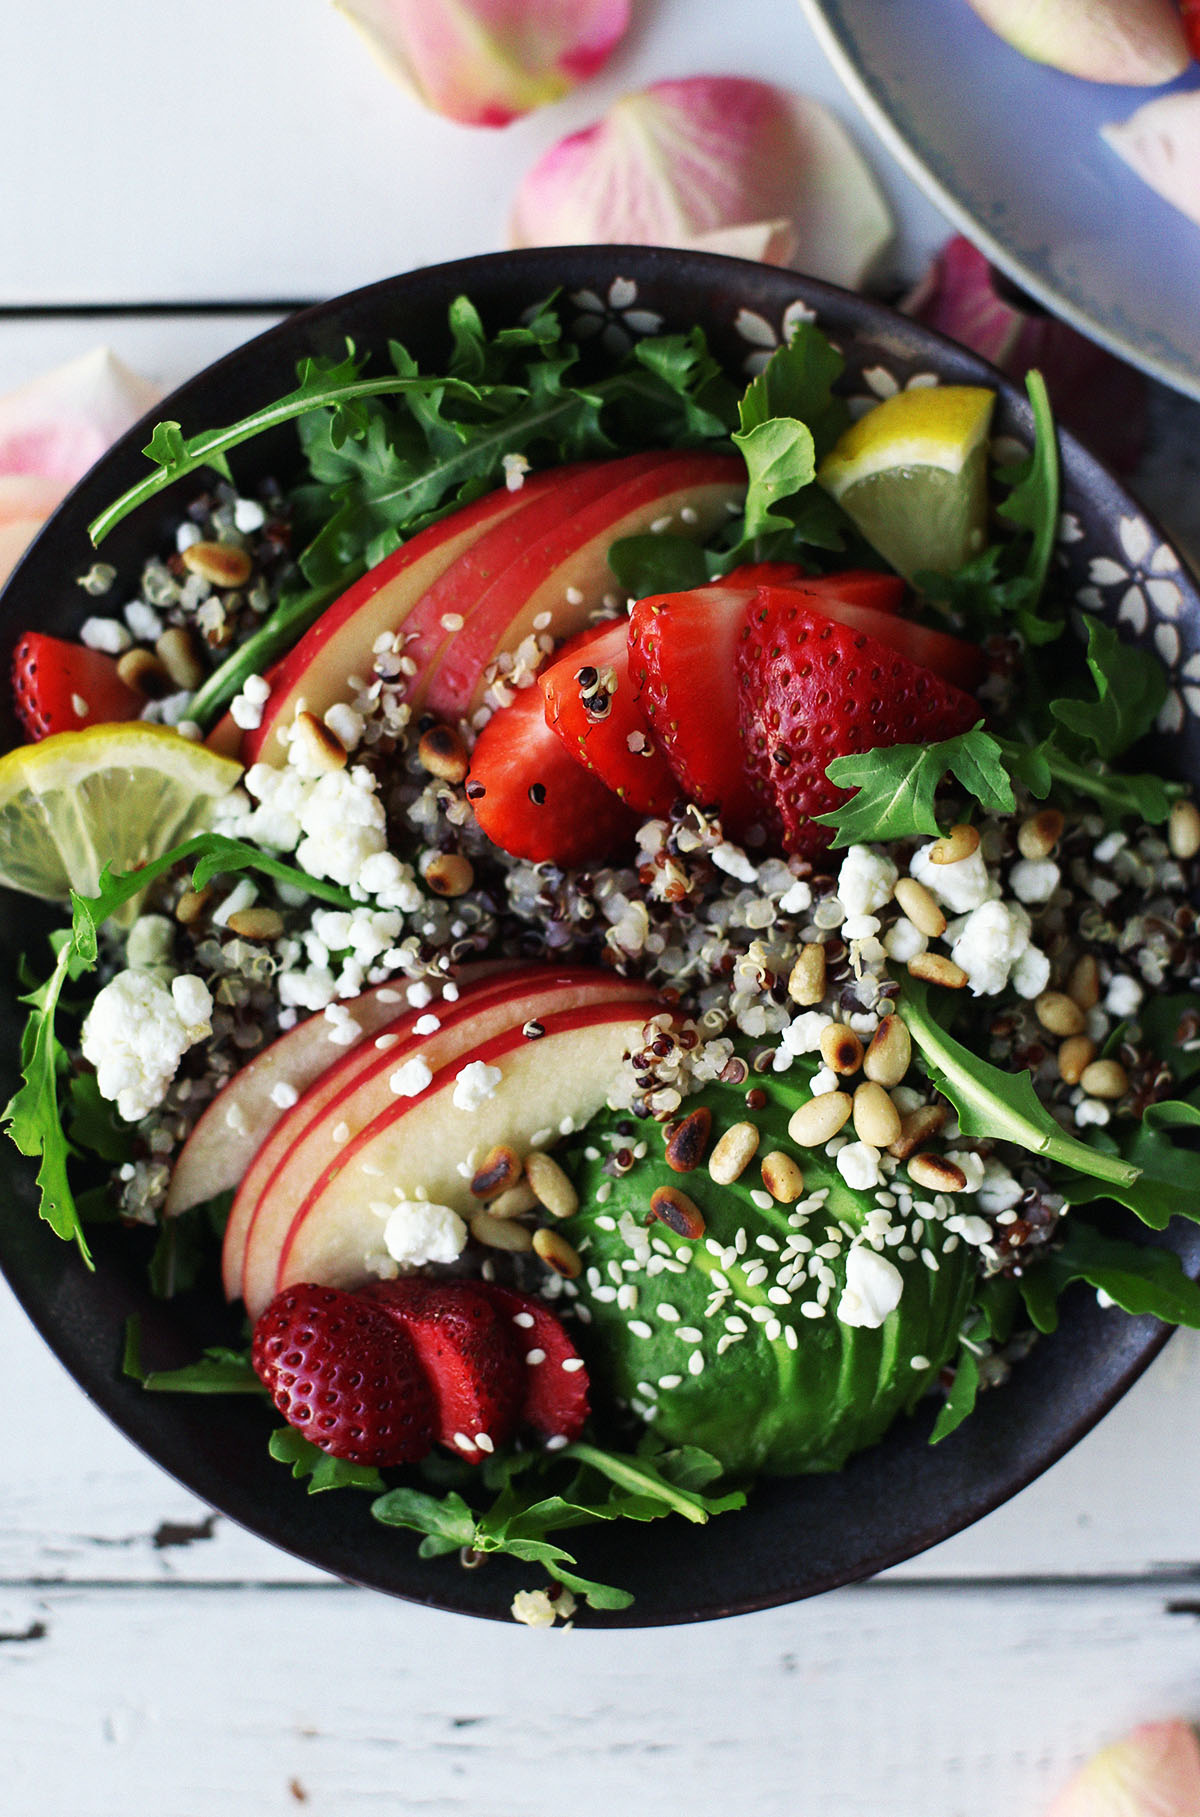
[928,823,979,865]
[155,625,207,691]
[226,906,284,942]
[709,1120,760,1185]
[893,877,946,938]
[472,1209,534,1253]
[760,1150,804,1204]
[787,943,826,1006]
[526,1151,579,1220]
[888,1104,948,1160]
[469,1144,523,1200]
[863,1014,912,1088]
[422,851,475,898]
[182,539,253,588]
[1035,990,1086,1037]
[1017,808,1064,861]
[647,1184,706,1239]
[532,1226,582,1276]
[908,1152,969,1193]
[664,1106,711,1173]
[1169,798,1200,861]
[488,1180,539,1219]
[174,885,212,926]
[1067,954,1100,1011]
[418,723,470,785]
[820,1022,864,1075]
[788,1092,853,1147]
[117,646,173,699]
[291,710,347,774]
[853,1080,902,1148]
[1079,1059,1129,1100]
[1057,1035,1097,1086]
[907,953,968,990]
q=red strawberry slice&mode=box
[476,1282,590,1444]
[12,632,141,740]
[251,1283,436,1468]
[736,585,980,856]
[364,1277,524,1464]
[539,618,678,817]
[781,589,986,691]
[718,563,905,615]
[466,675,639,864]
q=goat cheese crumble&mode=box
[81,970,213,1123]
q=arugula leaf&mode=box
[897,977,1141,1191]
[123,1319,263,1395]
[995,369,1059,617]
[997,736,1180,826]
[67,1071,132,1165]
[1049,618,1168,762]
[929,1343,979,1444]
[1062,1100,1200,1230]
[818,724,1015,847]
[605,532,713,600]
[1016,1220,1200,1334]
[269,1428,385,1494]
[731,418,816,543]
[735,320,848,462]
[563,1440,746,1523]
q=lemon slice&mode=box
[0,723,242,911]
[818,385,996,583]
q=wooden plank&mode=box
[0,0,950,305]
[0,1579,1196,1815]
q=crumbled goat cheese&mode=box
[883,916,928,963]
[502,452,530,491]
[1009,944,1051,1000]
[910,842,997,914]
[837,845,898,918]
[453,1060,503,1111]
[778,879,813,915]
[270,1080,300,1110]
[81,970,212,1123]
[977,1159,1024,1214]
[946,1213,992,1247]
[125,914,175,975]
[809,1066,840,1096]
[710,842,758,884]
[381,1199,468,1268]
[1075,1098,1111,1128]
[79,616,131,655]
[1105,973,1145,1018]
[390,1056,434,1097]
[1009,858,1060,904]
[123,599,163,641]
[510,1586,575,1628]
[950,899,1033,996]
[836,1142,884,1192]
[837,1244,904,1329]
[234,498,266,533]
[324,702,364,751]
[779,1011,834,1056]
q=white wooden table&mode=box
[2,5,1199,1812]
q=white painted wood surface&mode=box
[2,1,1200,1807]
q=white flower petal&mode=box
[1158,689,1185,732]
[1146,577,1182,617]
[1119,514,1153,567]
[607,276,637,309]
[1154,621,1181,665]
[1089,557,1130,586]
[1117,585,1149,633]
[734,308,780,348]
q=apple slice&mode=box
[223,961,561,1299]
[234,969,658,1312]
[422,451,746,722]
[264,998,658,1315]
[242,468,594,766]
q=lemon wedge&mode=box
[817,385,996,583]
[0,723,242,910]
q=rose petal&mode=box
[509,76,893,290]
[683,219,801,266]
[0,517,48,591]
[904,235,1148,473]
[0,473,69,526]
[1102,90,1200,230]
[332,0,630,127]
[1045,1721,1200,1817]
[0,348,160,489]
[964,0,1189,85]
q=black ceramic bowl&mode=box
[2,248,1198,1626]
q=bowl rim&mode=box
[1,243,1196,1625]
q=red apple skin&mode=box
[241,471,582,765]
[234,970,658,1312]
[223,962,558,1300]
[423,452,745,722]
[267,996,660,1314]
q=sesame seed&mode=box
[750,1306,773,1324]
[687,1351,705,1376]
[910,1355,931,1370]
[898,1244,916,1261]
[374,1032,401,1051]
[561,1357,586,1373]
[332,1121,350,1144]
[607,1261,624,1285]
[743,1264,769,1288]
[716,1335,734,1355]
[474,1433,495,1454]
[452,1432,475,1452]
[513,1312,535,1329]
[658,1374,683,1390]
[525,1348,547,1366]
[784,1326,799,1351]
[676,1327,703,1344]
[710,1269,730,1290]
[440,612,465,632]
[617,1284,638,1311]
[629,1320,653,1340]
[595,1214,617,1231]
[592,1285,618,1302]
[657,1303,680,1321]
[705,1238,725,1257]
[595,1182,612,1204]
[799,1302,825,1319]
[734,1228,749,1254]
[755,1234,781,1252]
[765,1318,783,1342]
[725,1316,747,1333]
[767,1287,792,1307]
[545,1434,569,1451]
[749,1189,774,1211]
[921,1249,940,1272]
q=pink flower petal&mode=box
[0,348,160,489]
[904,235,1148,473]
[333,0,630,127]
[964,0,1189,85]
[0,473,69,526]
[1102,91,1200,230]
[1045,1721,1200,1817]
[509,76,893,290]
[0,516,48,591]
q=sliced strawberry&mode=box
[539,618,678,817]
[364,1277,524,1464]
[475,1282,590,1444]
[736,586,980,856]
[718,563,905,615]
[628,584,764,837]
[781,589,986,690]
[466,677,640,864]
[12,632,141,740]
[251,1283,435,1468]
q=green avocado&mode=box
[557,1067,975,1478]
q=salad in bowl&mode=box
[1,250,1198,1625]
